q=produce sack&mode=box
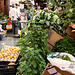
[47,52,75,74]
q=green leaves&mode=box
[62,55,71,62]
[31,10,61,28]
[0,13,7,20]
[17,24,50,75]
[46,21,50,26]
[54,37,75,56]
[30,10,66,36]
[32,60,37,68]
[17,47,46,75]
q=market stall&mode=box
[16,0,75,75]
[0,0,75,75]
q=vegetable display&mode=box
[58,2,75,28]
[29,8,36,18]
[30,10,66,36]
[17,47,46,75]
[0,46,20,61]
[17,25,50,75]
[17,0,75,74]
[54,37,75,56]
[32,11,61,28]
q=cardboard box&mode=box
[66,27,75,41]
[47,30,63,51]
[54,66,75,75]
[42,69,61,75]
[70,23,75,29]
[66,27,75,38]
[42,63,75,75]
[72,30,75,32]
[42,63,61,75]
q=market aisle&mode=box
[0,36,19,50]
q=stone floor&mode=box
[0,35,19,50]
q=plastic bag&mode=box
[47,52,75,74]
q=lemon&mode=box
[7,56,10,59]
[1,56,3,58]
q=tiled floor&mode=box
[0,36,19,50]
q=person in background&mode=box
[33,6,41,20]
[37,6,41,16]
[24,10,31,21]
[9,4,21,21]
[32,5,35,9]
[15,3,21,20]
[9,4,21,35]
[15,3,20,12]
[15,3,21,30]
[25,13,31,21]
[9,4,17,20]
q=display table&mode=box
[19,20,30,28]
[19,20,29,23]
[19,20,30,35]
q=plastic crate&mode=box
[0,62,19,75]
